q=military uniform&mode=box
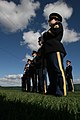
[35,54,44,93]
[38,42,48,94]
[40,13,67,96]
[29,61,37,92]
[22,63,31,92]
[32,50,46,93]
[65,60,74,92]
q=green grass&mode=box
[0,87,80,120]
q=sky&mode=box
[0,0,80,86]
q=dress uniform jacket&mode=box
[42,22,66,56]
[65,65,73,79]
[65,64,74,92]
[40,21,67,96]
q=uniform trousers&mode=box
[67,77,74,92]
[36,68,44,93]
[45,52,66,96]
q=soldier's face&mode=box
[32,53,37,57]
[28,61,31,64]
[66,62,71,66]
[49,19,57,24]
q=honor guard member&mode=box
[21,64,27,91]
[32,50,45,93]
[35,51,44,93]
[65,60,74,92]
[26,59,32,92]
[31,51,38,92]
[38,40,48,94]
[21,61,31,92]
[40,13,67,96]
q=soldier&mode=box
[38,40,47,94]
[21,69,27,91]
[31,51,38,92]
[26,59,32,92]
[21,60,31,92]
[65,60,74,92]
[39,13,67,96]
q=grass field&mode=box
[0,86,80,120]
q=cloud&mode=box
[22,31,41,50]
[0,74,22,86]
[22,53,33,62]
[63,28,80,43]
[22,1,80,56]
[43,1,80,43]
[0,0,40,32]
[21,1,80,61]
[43,1,73,20]
[22,31,41,61]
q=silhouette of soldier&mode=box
[65,60,74,92]
[38,39,48,94]
[31,51,38,92]
[21,60,31,92]
[38,13,67,96]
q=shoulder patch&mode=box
[54,24,59,28]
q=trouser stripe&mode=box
[70,79,74,92]
[57,52,67,96]
[44,80,47,94]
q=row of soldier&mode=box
[21,50,47,94]
[21,52,74,95]
[21,12,74,96]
